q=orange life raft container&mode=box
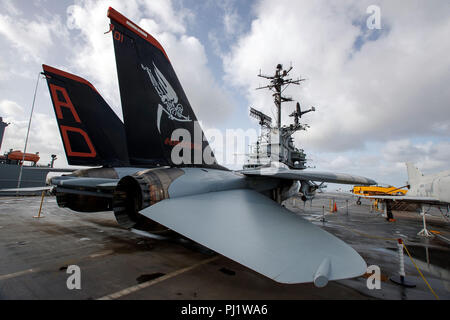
[7,150,40,163]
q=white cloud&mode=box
[140,0,192,34]
[0,60,6,81]
[0,0,22,16]
[207,31,222,57]
[0,13,68,62]
[219,0,243,37]
[223,10,240,37]
[326,155,354,171]
[224,0,450,153]
[65,0,126,115]
[382,139,450,172]
[0,100,24,117]
[207,0,245,59]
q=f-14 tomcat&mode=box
[42,7,376,287]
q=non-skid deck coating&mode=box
[0,193,448,300]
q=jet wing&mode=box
[364,195,444,206]
[240,167,376,185]
[139,188,367,284]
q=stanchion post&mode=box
[34,191,45,219]
[389,239,416,287]
[418,205,434,237]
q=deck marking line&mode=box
[0,250,114,282]
[98,256,218,300]
[89,250,114,258]
[0,268,37,281]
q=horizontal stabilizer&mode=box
[0,186,52,192]
[52,176,118,189]
[241,167,376,185]
[139,189,367,284]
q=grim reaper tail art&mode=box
[141,63,191,133]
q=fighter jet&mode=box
[42,7,377,286]
[364,163,450,237]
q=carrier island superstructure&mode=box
[244,64,315,170]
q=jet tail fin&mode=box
[42,65,129,167]
[406,162,423,186]
[107,7,222,169]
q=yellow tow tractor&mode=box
[352,185,408,205]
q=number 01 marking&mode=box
[114,31,123,43]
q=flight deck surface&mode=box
[0,194,448,300]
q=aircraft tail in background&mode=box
[406,162,423,187]
[42,64,129,167]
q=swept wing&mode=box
[140,188,367,284]
[241,167,376,185]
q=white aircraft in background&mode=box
[366,163,450,237]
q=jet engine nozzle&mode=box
[112,168,184,230]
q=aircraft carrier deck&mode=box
[0,193,449,300]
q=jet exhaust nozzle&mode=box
[112,168,184,230]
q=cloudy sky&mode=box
[0,0,449,189]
